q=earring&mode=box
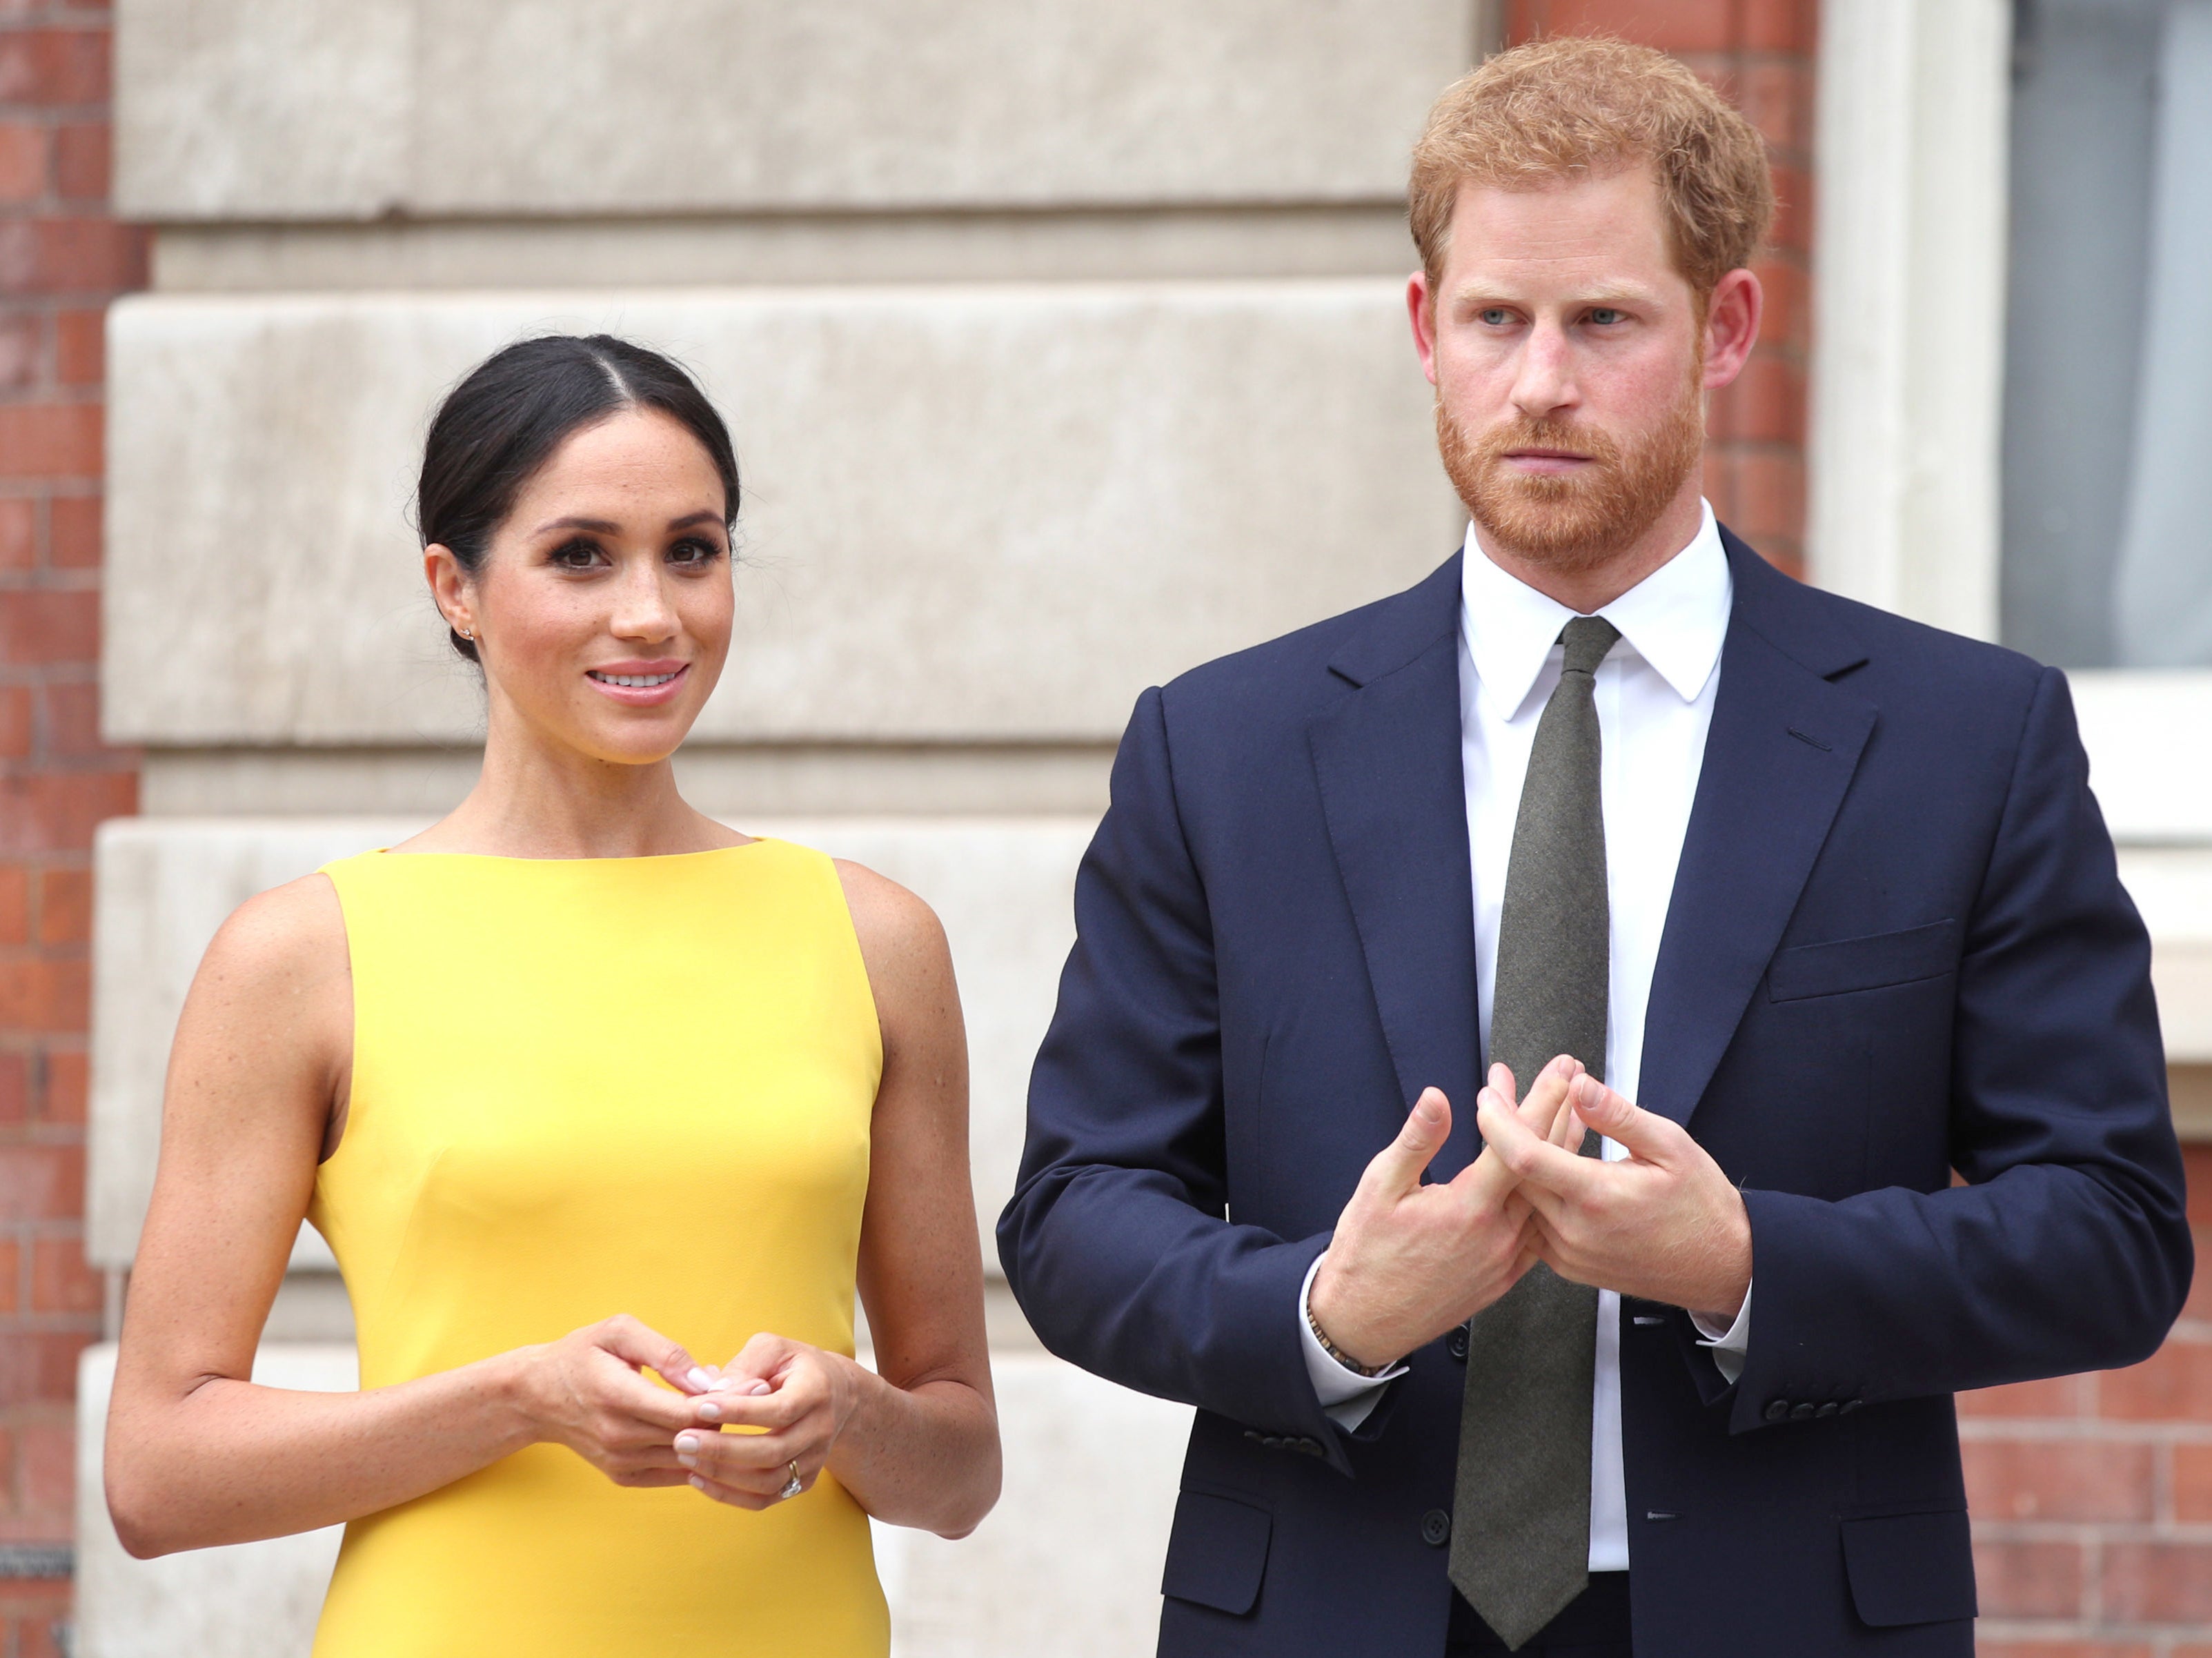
[457,624,475,640]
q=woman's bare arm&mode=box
[677,861,1001,1537]
[104,875,707,1558]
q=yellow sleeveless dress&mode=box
[306,840,888,1655]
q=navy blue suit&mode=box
[998,533,2194,1656]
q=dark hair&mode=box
[415,333,741,662]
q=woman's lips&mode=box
[584,662,689,707]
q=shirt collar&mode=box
[1459,499,1732,721]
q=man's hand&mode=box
[1475,1070,1752,1323]
[1308,1057,1586,1370]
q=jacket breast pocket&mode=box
[1840,1506,1978,1627]
[1161,1489,1272,1616]
[1768,919,1960,1003]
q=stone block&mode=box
[117,0,1472,219]
[76,1341,356,1658]
[103,284,1458,745]
[90,815,1093,1270]
[76,1345,1187,1658]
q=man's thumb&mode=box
[1372,1087,1451,1188]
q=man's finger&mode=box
[1365,1087,1452,1196]
[1566,1075,1682,1163]
[1474,1089,1606,1203]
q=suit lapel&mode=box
[1639,536,1877,1127]
[1309,555,1483,1176]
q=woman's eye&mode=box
[668,538,721,567]
[551,540,602,569]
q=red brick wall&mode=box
[1966,1143,2212,1657]
[1503,0,1816,577]
[0,0,141,1650]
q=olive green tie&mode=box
[1449,615,1619,1650]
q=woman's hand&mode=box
[675,1333,861,1509]
[513,1314,709,1488]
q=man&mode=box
[999,37,2192,1658]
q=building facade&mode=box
[0,1,2201,1652]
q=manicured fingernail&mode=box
[689,1474,706,1490]
[686,1367,710,1390]
[744,1379,771,1396]
[696,1399,722,1421]
[675,1432,700,1455]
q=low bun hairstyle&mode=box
[415,334,742,662]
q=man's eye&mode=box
[1478,308,1513,326]
[1588,308,1624,326]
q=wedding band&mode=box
[778,1461,802,1501]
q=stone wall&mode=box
[0,3,141,1654]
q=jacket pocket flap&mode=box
[1769,919,1959,1002]
[1840,1508,1977,1627]
[1161,1490,1272,1616]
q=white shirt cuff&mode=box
[1298,1253,1405,1428]
[1688,1280,1752,1385]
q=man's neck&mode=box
[1470,482,1706,614]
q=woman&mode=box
[103,335,1000,1653]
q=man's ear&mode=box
[1701,266,1764,392]
[1407,270,1442,387]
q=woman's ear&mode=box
[424,544,475,639]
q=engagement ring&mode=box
[778,1461,802,1501]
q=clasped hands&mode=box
[1307,1056,1754,1372]
[516,1319,860,1510]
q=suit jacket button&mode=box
[1789,1403,1817,1421]
[1242,1430,1263,1443]
[1764,1400,1790,1423]
[1815,1401,1839,1419]
[1839,1399,1863,1414]
[1421,1510,1452,1547]
[1297,1437,1324,1457]
[1261,1435,1283,1449]
[1447,1325,1470,1362]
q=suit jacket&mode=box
[997,532,2193,1657]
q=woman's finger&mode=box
[592,1314,708,1395]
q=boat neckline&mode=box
[368,838,771,865]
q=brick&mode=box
[39,1049,82,1125]
[0,1332,85,1407]
[0,767,135,854]
[52,304,99,384]
[1735,61,1813,157]
[2186,1145,2212,1227]
[1512,0,1737,53]
[43,680,101,757]
[32,865,86,946]
[0,588,95,664]
[0,1143,79,1221]
[1961,1374,2088,1418]
[46,491,95,566]
[2178,1441,2212,1523]
[12,1419,69,1514]
[52,119,106,200]
[0,217,146,295]
[1726,450,1805,543]
[0,119,45,203]
[28,1236,95,1314]
[0,30,110,106]
[0,1237,17,1314]
[2098,1333,2212,1420]
[1963,1437,2153,1522]
[0,401,99,480]
[0,957,86,1030]
[2186,1225,2211,1323]
[0,685,30,757]
[0,865,26,945]
[1756,257,1810,353]
[1972,1537,2083,1619]
[0,312,38,390]
[1742,0,1817,55]
[0,496,31,569]
[0,1051,24,1123]
[16,1603,70,1658]
[1708,351,1804,445]
[2103,1540,2212,1622]
[1770,161,1814,255]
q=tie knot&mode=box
[1559,615,1621,677]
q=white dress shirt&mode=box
[1298,501,1751,1574]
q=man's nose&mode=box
[1508,320,1579,421]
